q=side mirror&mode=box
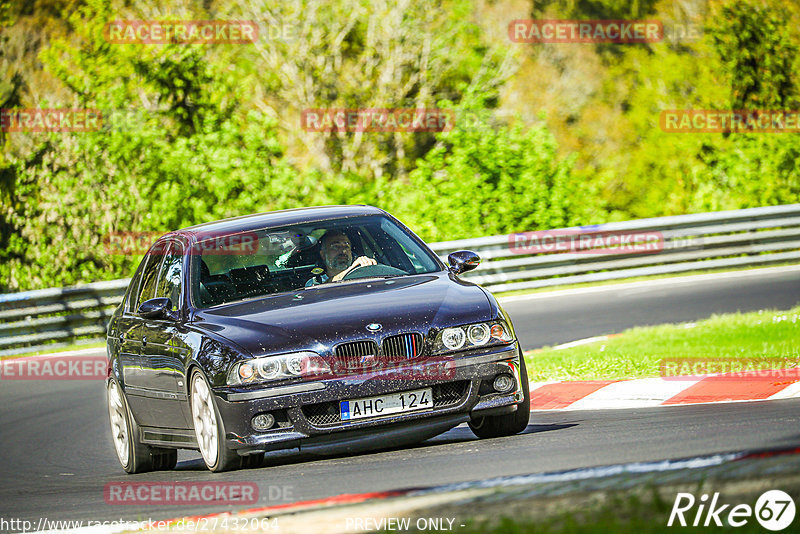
[138,297,173,320]
[447,250,481,275]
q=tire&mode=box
[190,370,241,472]
[469,356,531,439]
[107,378,156,474]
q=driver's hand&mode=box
[331,256,377,281]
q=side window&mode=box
[154,243,183,312]
[124,259,147,313]
[135,243,168,311]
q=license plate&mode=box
[340,388,433,421]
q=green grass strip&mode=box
[524,306,800,382]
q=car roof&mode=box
[175,205,387,240]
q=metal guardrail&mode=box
[447,203,800,292]
[1,204,799,356]
[0,279,131,356]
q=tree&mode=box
[235,0,514,180]
[709,0,799,110]
[386,97,600,241]
[0,0,320,291]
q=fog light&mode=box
[251,413,275,431]
[493,374,515,393]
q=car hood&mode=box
[191,272,492,356]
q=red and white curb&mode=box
[528,371,800,411]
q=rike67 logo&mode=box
[668,490,796,531]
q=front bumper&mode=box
[213,342,524,455]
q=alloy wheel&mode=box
[107,380,130,467]
[191,373,219,467]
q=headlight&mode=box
[256,359,280,380]
[441,327,466,350]
[467,323,490,345]
[434,321,513,353]
[227,351,330,385]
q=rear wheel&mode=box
[191,370,241,472]
[469,357,531,439]
[107,378,161,473]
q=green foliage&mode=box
[679,0,800,211]
[0,1,11,26]
[526,306,800,381]
[1,0,565,291]
[1,0,325,290]
[532,0,661,20]
[542,0,800,218]
[690,133,800,211]
[2,0,800,292]
[233,0,510,179]
[595,39,724,217]
[709,0,799,110]
[386,98,600,241]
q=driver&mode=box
[305,231,376,286]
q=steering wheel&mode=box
[342,264,407,280]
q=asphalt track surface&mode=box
[1,267,799,526]
[503,266,800,350]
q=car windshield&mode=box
[190,214,442,308]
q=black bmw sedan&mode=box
[106,205,530,473]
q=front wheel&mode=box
[190,370,241,472]
[469,357,531,439]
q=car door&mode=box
[116,299,143,393]
[123,244,167,425]
[137,241,191,429]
